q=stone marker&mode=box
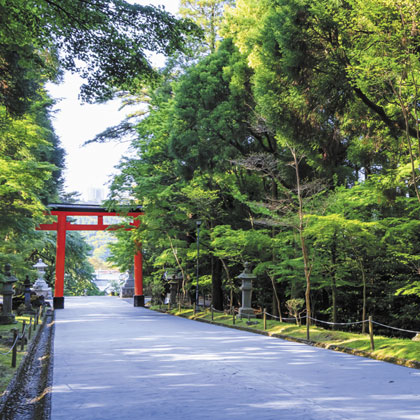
[237,262,256,318]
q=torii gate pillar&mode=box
[54,214,67,309]
[134,248,144,307]
[133,218,144,307]
[37,204,144,309]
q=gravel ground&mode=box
[50,296,420,420]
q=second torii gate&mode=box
[37,203,144,309]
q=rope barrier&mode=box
[265,312,281,319]
[371,321,420,335]
[269,313,297,322]
[0,333,19,356]
[308,316,368,326]
[20,322,27,351]
[265,312,293,321]
[193,305,420,336]
[211,306,225,314]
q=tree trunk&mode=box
[220,258,233,312]
[331,279,337,329]
[272,292,278,317]
[359,260,367,334]
[291,147,312,340]
[270,274,282,322]
[331,234,338,329]
[211,256,223,310]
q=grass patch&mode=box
[0,313,43,395]
[152,305,420,365]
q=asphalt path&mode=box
[50,296,420,420]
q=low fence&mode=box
[261,310,420,350]
[0,305,45,368]
[203,306,420,351]
[156,300,420,351]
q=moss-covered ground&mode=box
[0,313,43,395]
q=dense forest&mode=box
[104,0,420,334]
[2,0,420,333]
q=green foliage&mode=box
[0,95,64,278]
[179,0,235,53]
[98,0,420,332]
[211,225,272,264]
[0,0,200,109]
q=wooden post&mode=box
[211,306,214,321]
[34,309,39,331]
[11,329,18,368]
[178,301,181,313]
[233,311,236,325]
[193,302,196,315]
[20,320,26,351]
[369,316,375,351]
[263,309,267,330]
[28,318,32,340]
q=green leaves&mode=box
[99,0,420,326]
[0,0,200,108]
[211,225,272,264]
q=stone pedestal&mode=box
[23,275,35,314]
[32,259,52,299]
[237,263,257,318]
[120,268,135,298]
[0,264,17,325]
[134,295,145,307]
[54,297,65,309]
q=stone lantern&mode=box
[120,267,135,298]
[164,270,180,307]
[32,259,52,299]
[23,275,35,314]
[0,264,17,325]
[237,262,256,318]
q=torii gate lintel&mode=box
[37,204,144,309]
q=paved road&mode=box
[50,297,420,420]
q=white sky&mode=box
[47,0,180,202]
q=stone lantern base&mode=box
[33,287,52,299]
[120,287,134,298]
[0,314,16,325]
[239,307,256,318]
[120,269,135,298]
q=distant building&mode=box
[93,269,125,292]
[85,187,105,204]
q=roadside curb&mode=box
[154,308,420,370]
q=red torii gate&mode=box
[37,203,144,309]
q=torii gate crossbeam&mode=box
[37,204,144,309]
